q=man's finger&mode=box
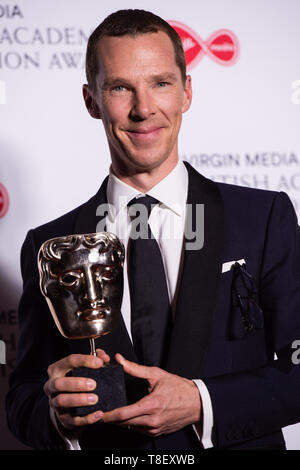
[44,376,96,396]
[47,354,103,379]
[51,392,98,409]
[101,394,153,424]
[113,414,160,430]
[59,409,104,429]
[96,349,110,363]
[115,353,161,380]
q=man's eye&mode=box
[60,273,79,287]
[157,81,169,88]
[112,85,126,92]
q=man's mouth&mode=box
[125,127,163,141]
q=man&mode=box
[6,9,300,450]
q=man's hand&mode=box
[101,353,202,437]
[43,349,110,431]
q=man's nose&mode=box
[130,88,155,121]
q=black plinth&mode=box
[71,364,127,417]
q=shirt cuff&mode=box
[49,407,81,450]
[192,379,214,448]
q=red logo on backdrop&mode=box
[0,183,9,218]
[168,20,240,70]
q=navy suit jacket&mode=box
[6,162,300,449]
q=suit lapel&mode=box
[74,176,108,235]
[72,176,136,362]
[166,162,224,378]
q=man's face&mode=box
[84,31,192,175]
[39,239,124,339]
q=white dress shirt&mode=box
[52,160,214,449]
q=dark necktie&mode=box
[128,195,172,367]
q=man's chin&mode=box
[110,142,177,177]
[125,151,173,173]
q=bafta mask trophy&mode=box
[38,232,127,416]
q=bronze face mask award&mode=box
[38,232,127,416]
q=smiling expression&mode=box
[84,31,192,176]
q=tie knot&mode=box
[128,195,159,219]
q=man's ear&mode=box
[182,75,192,114]
[82,84,101,119]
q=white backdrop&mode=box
[0,0,300,449]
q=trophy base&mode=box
[71,364,127,417]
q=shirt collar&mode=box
[106,160,188,220]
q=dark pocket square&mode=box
[230,262,264,339]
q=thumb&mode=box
[115,353,160,380]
